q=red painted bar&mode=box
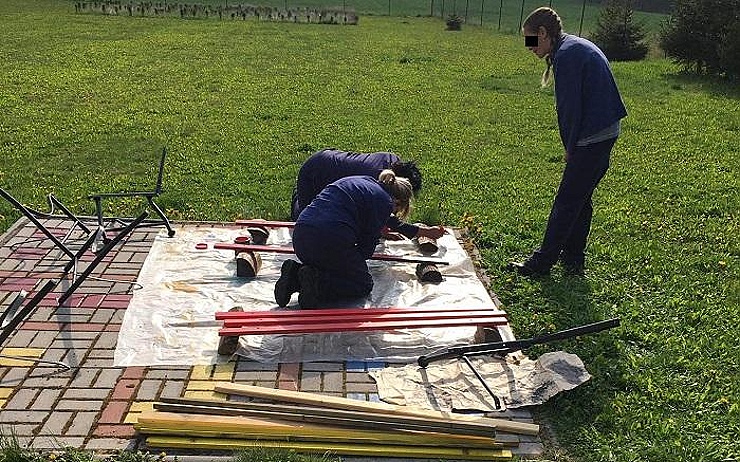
[216,305,507,319]
[218,315,508,336]
[213,243,450,265]
[222,309,506,328]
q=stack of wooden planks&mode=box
[135,383,539,460]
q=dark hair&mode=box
[390,160,422,193]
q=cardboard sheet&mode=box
[113,225,505,366]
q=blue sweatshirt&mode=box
[296,175,393,259]
[552,35,628,155]
[294,148,419,238]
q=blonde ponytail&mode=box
[378,169,413,219]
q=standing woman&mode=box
[508,7,627,276]
[275,170,415,308]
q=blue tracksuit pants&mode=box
[292,224,374,302]
[532,137,616,267]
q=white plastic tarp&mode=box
[113,225,504,366]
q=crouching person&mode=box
[275,170,430,308]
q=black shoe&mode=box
[561,262,585,276]
[274,259,301,307]
[505,261,551,277]
[297,265,321,309]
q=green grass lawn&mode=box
[1,1,738,461]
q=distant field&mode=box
[1,1,738,461]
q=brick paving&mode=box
[0,217,543,458]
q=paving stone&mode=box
[70,368,99,387]
[322,371,344,393]
[233,370,278,382]
[136,379,162,401]
[30,388,63,411]
[111,379,139,400]
[0,410,49,423]
[302,362,344,371]
[299,371,321,392]
[345,371,373,383]
[63,388,110,400]
[145,369,189,380]
[66,411,97,436]
[56,400,105,412]
[85,437,137,451]
[159,380,185,400]
[345,382,378,393]
[29,330,58,348]
[91,308,116,324]
[94,368,123,388]
[99,401,130,424]
[3,330,36,348]
[33,436,86,449]
[88,349,115,359]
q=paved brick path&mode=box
[0,217,543,459]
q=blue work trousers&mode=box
[292,224,374,302]
[532,137,616,267]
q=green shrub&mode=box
[590,0,648,61]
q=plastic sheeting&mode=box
[370,351,592,411]
[113,225,504,366]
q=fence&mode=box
[75,0,668,37]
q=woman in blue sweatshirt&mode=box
[508,7,627,277]
[275,170,416,308]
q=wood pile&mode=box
[135,382,540,460]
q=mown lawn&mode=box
[0,1,738,461]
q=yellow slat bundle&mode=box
[145,435,514,460]
[135,411,501,448]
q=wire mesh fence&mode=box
[75,0,668,37]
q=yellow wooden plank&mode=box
[0,388,13,399]
[0,399,6,409]
[214,382,540,436]
[145,436,513,460]
[135,411,499,448]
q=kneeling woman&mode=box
[275,170,413,308]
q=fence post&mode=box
[480,0,484,25]
[578,0,586,36]
[498,0,502,30]
[518,0,525,33]
[388,0,391,16]
[431,0,434,16]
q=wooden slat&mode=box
[135,411,498,448]
[218,314,508,336]
[216,305,507,319]
[236,219,295,228]
[221,309,505,328]
[154,397,505,440]
[213,383,540,436]
[213,243,450,265]
[145,436,513,460]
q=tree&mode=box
[660,0,739,78]
[590,0,648,61]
